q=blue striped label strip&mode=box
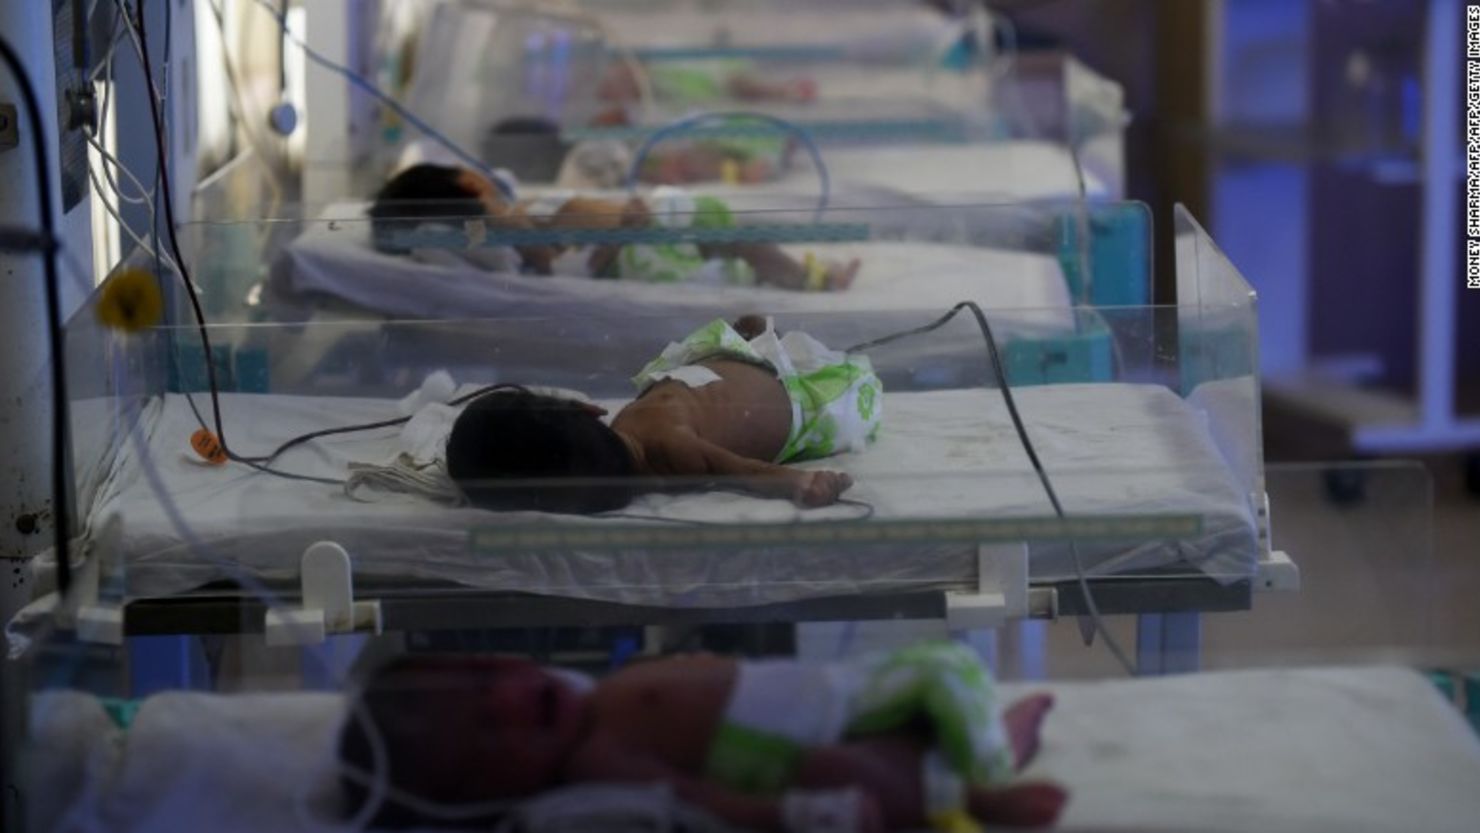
[387,222,872,250]
[469,514,1204,555]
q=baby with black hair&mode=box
[337,646,1065,832]
[368,163,858,290]
[446,315,881,514]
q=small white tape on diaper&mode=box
[648,365,724,389]
[782,788,866,833]
[649,186,698,229]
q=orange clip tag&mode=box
[190,429,228,465]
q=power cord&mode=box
[245,0,507,193]
[847,300,1137,675]
[0,35,74,594]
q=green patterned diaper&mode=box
[632,317,883,462]
[617,189,757,286]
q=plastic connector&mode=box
[946,543,1029,629]
[264,541,382,646]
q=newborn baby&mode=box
[445,316,881,513]
[339,643,1065,832]
[368,164,857,290]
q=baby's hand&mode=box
[793,470,854,507]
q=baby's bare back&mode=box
[613,359,793,470]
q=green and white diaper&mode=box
[847,642,1015,786]
[617,187,756,286]
[704,642,1013,798]
[632,317,883,463]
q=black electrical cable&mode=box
[847,301,1137,675]
[0,36,74,595]
[129,2,355,489]
[131,2,282,476]
[245,383,526,469]
[133,4,225,439]
[847,301,1062,514]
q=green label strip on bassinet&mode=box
[562,118,971,145]
[387,222,872,251]
[470,514,1203,555]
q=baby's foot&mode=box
[826,258,861,291]
[967,783,1068,829]
[1004,693,1054,769]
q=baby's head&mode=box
[338,654,588,828]
[368,164,504,255]
[445,389,636,514]
[368,164,563,272]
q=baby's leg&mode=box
[1005,692,1055,769]
[703,243,858,292]
[791,693,1060,829]
[794,736,1066,830]
[727,73,817,103]
[793,738,926,829]
[966,784,1068,829]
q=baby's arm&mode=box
[699,243,859,292]
[650,431,853,506]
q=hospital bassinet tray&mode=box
[37,205,1283,638]
[197,198,1149,395]
[396,0,1125,199]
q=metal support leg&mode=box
[1135,612,1201,675]
[1016,620,1048,681]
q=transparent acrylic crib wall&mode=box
[184,197,1151,376]
[391,2,1126,197]
[554,55,1128,202]
[63,201,1268,617]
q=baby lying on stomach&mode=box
[445,316,881,513]
[339,642,1065,832]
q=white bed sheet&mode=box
[27,667,1480,833]
[268,207,1074,338]
[78,383,1255,603]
